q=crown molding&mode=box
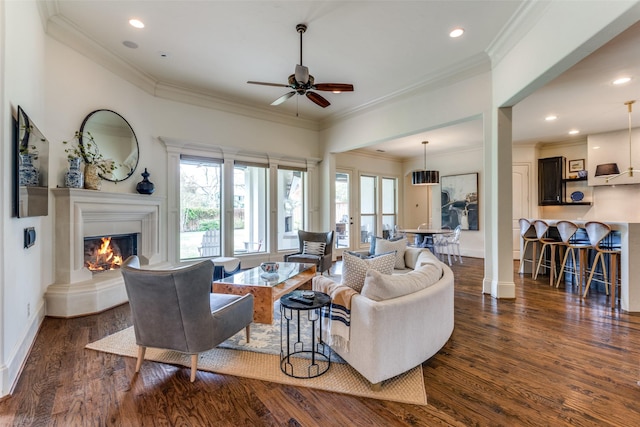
[321,53,491,130]
[40,5,320,131]
[486,0,552,68]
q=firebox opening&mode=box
[84,233,138,272]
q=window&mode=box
[278,168,306,250]
[381,177,397,237]
[179,155,222,260]
[359,175,398,246]
[234,162,267,254]
[360,175,377,244]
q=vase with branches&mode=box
[63,131,116,190]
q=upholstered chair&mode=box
[121,256,254,382]
[284,230,334,274]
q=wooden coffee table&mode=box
[212,262,316,324]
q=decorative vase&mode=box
[19,153,39,187]
[64,157,84,188]
[136,168,155,194]
[84,164,102,190]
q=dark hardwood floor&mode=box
[2,257,640,426]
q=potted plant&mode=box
[63,131,117,190]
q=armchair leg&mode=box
[245,325,251,343]
[136,346,146,373]
[190,354,198,382]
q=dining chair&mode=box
[554,221,593,293]
[433,225,462,266]
[583,221,621,307]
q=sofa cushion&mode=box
[374,237,408,269]
[361,259,443,301]
[403,247,426,270]
[303,240,326,256]
[341,251,396,292]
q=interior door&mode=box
[334,170,353,257]
[513,163,531,259]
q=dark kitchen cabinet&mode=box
[538,156,564,205]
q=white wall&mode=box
[404,146,485,259]
[1,0,50,396]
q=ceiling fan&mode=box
[247,23,354,108]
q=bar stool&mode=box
[583,221,621,308]
[554,221,593,294]
[533,220,563,286]
[518,218,539,277]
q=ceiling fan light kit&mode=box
[247,23,354,109]
[412,141,440,185]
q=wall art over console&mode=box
[440,173,478,231]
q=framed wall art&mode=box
[568,159,585,172]
[441,173,478,230]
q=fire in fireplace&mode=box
[84,233,137,272]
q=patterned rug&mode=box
[86,298,427,405]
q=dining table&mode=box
[398,228,452,248]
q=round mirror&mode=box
[79,110,139,182]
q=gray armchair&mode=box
[284,230,334,274]
[121,256,254,382]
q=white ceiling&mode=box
[46,1,640,159]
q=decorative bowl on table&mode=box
[260,262,279,273]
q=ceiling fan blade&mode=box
[247,81,290,88]
[295,64,309,84]
[271,91,296,106]
[314,83,354,92]
[306,91,330,108]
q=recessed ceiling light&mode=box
[449,28,464,38]
[568,130,580,135]
[122,40,138,49]
[613,77,631,85]
[545,115,558,121]
[593,146,601,149]
[158,51,169,58]
[129,19,144,29]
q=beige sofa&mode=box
[313,250,454,387]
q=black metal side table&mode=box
[280,290,331,378]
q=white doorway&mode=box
[512,163,531,259]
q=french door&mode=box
[334,170,353,257]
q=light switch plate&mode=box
[24,227,36,248]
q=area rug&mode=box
[86,327,427,406]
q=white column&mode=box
[483,107,516,298]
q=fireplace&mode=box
[47,189,164,317]
[84,233,138,272]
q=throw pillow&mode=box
[374,237,408,269]
[361,261,443,301]
[341,251,395,292]
[303,241,326,256]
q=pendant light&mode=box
[412,141,439,185]
[603,100,639,183]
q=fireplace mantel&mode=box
[47,188,165,317]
